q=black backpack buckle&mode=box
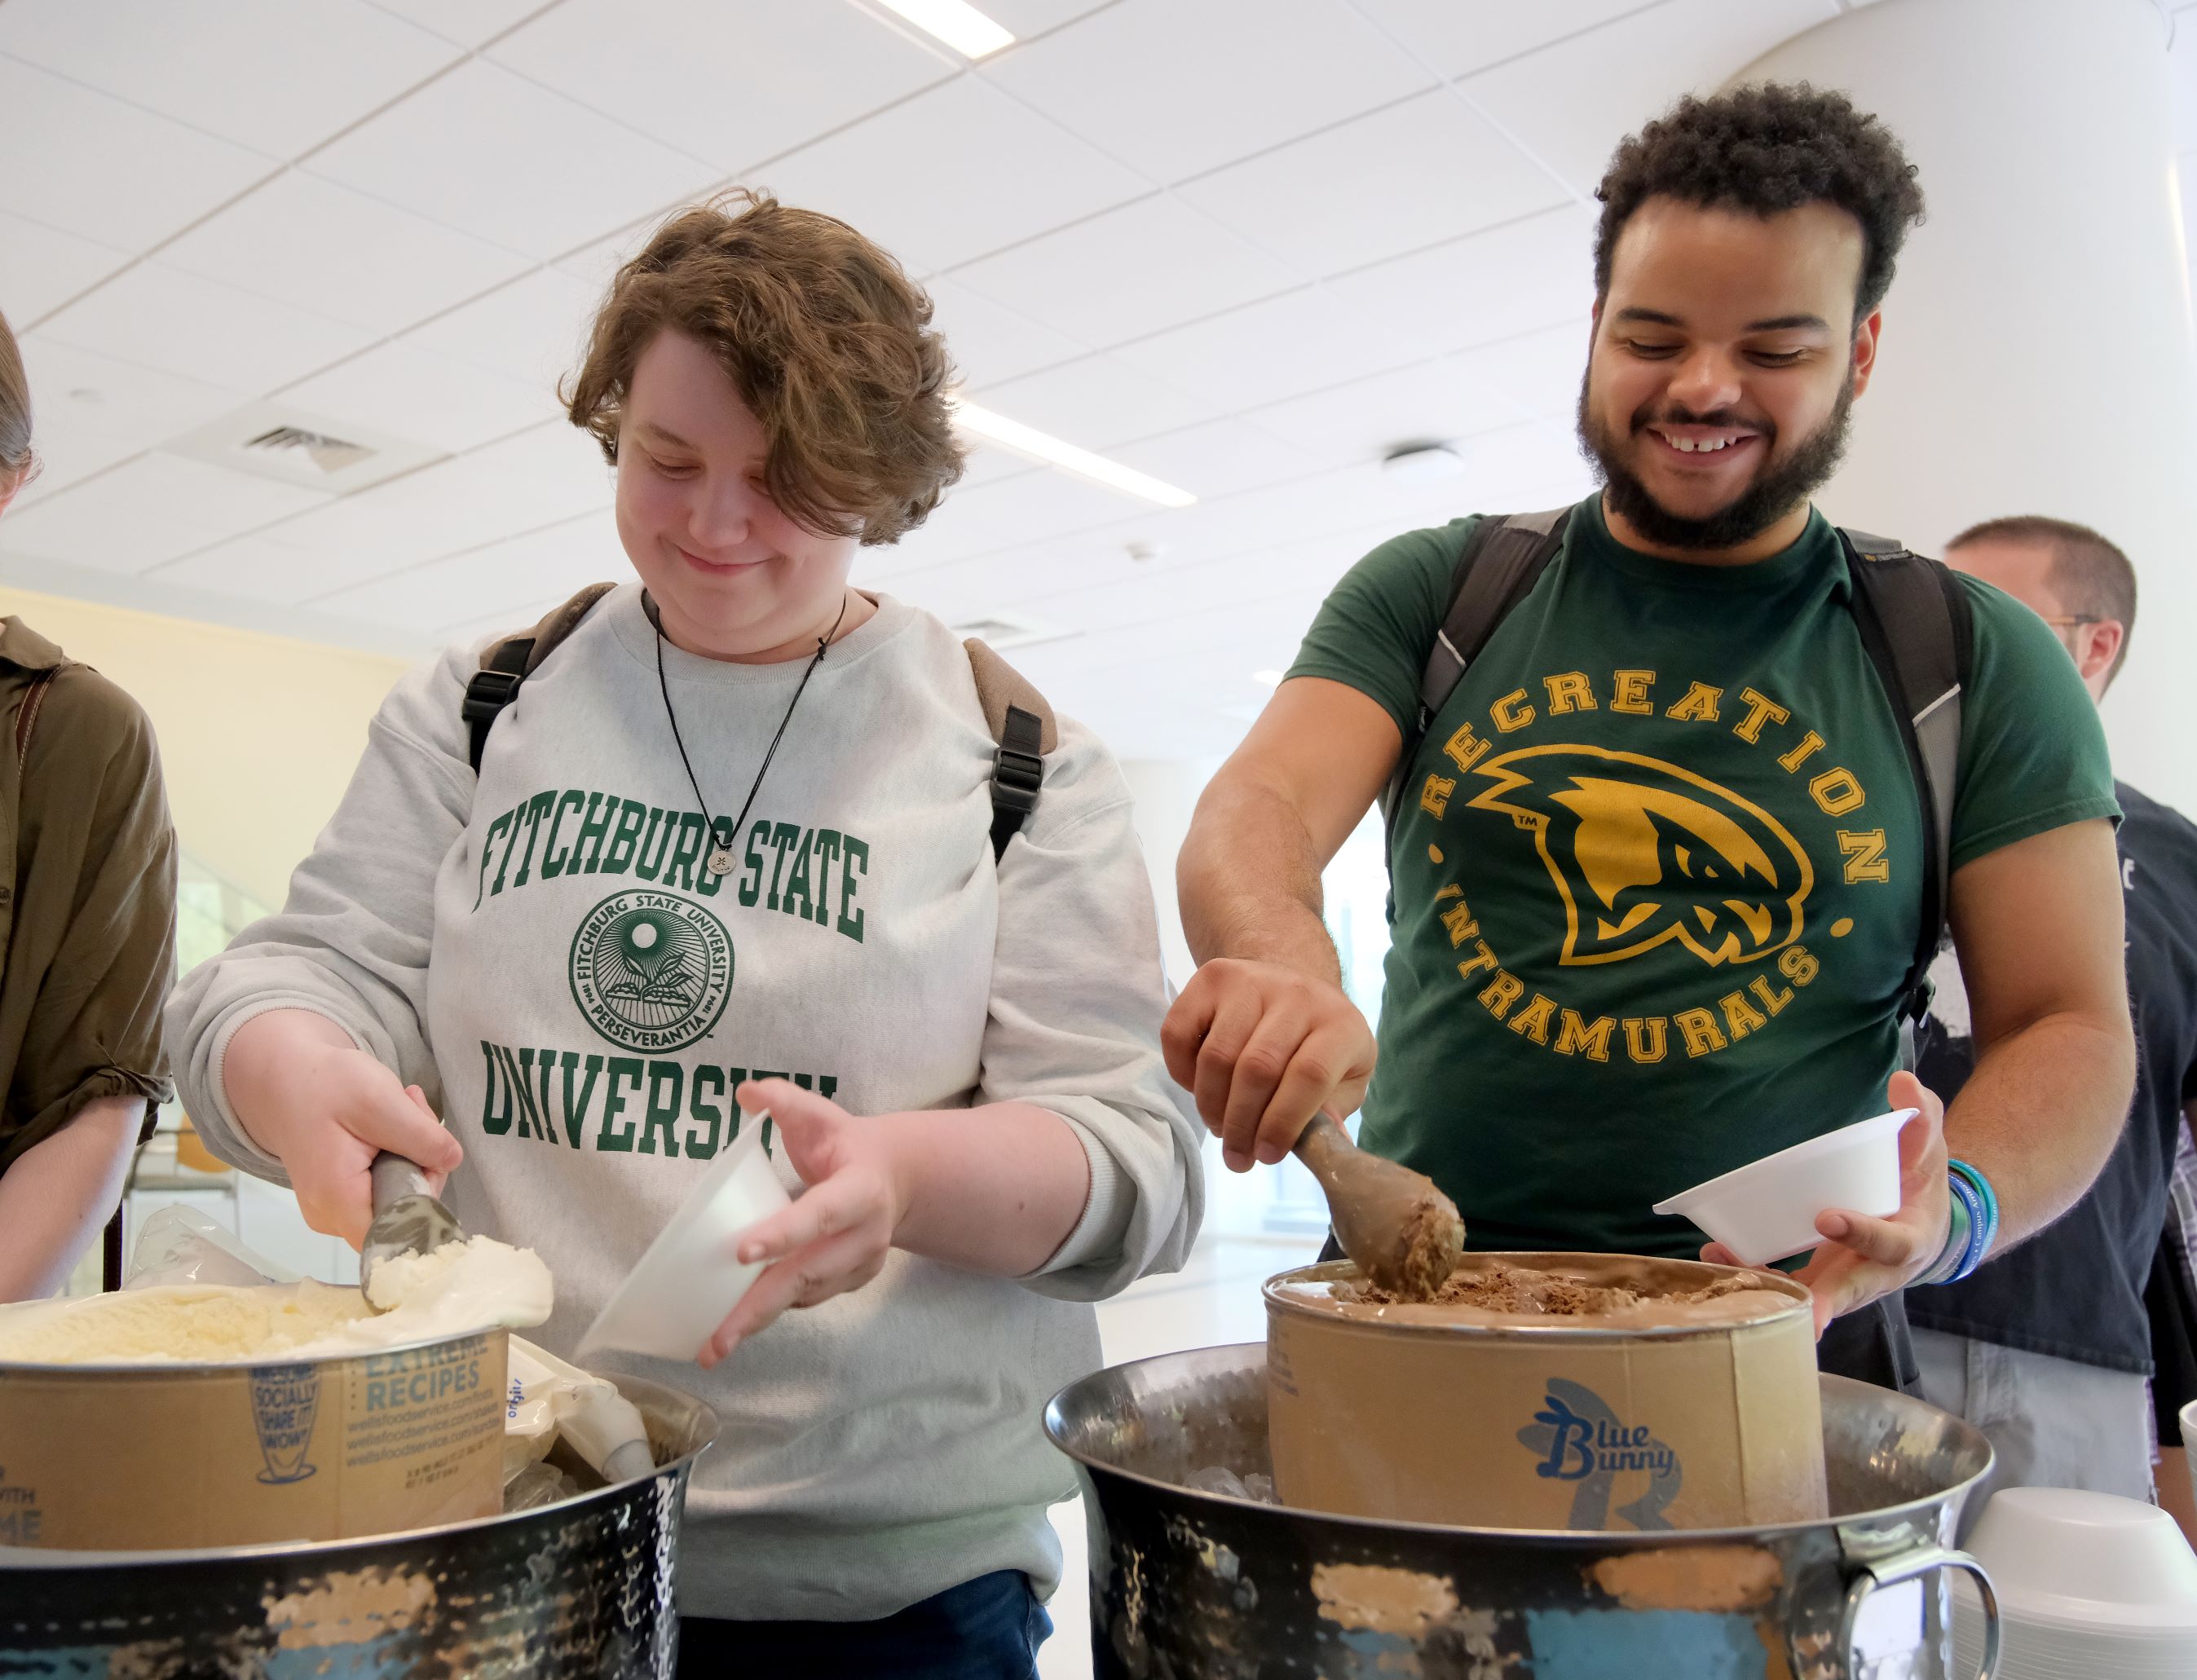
[461,668,525,728]
[991,744,1042,816]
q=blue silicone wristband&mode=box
[1942,1169,1991,1282]
[1917,1193,1972,1286]
[1947,1159,2000,1262]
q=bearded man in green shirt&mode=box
[1166,84,2134,1391]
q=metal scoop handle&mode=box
[360,1149,465,1305]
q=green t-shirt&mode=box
[1290,493,2119,1259]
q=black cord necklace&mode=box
[651,592,850,876]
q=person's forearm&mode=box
[0,1094,145,1302]
[1178,773,1342,982]
[223,1008,359,1160]
[1947,1008,2135,1249]
[884,1102,1094,1276]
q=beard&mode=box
[1576,373,1855,551]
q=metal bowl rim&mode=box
[0,1375,721,1570]
[1263,1254,1814,1343]
[1043,1343,1991,1548]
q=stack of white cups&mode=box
[1951,1488,2197,1678]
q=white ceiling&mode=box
[2,0,2191,760]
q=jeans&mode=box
[677,1569,1052,1678]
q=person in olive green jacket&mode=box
[0,306,176,1301]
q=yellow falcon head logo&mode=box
[1467,745,1813,969]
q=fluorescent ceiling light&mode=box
[951,399,1197,509]
[1252,669,1285,687]
[873,0,1016,58]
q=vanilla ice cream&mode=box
[0,1237,553,1365]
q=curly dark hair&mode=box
[565,191,964,547]
[1594,82,1924,322]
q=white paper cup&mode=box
[2182,1399,2197,1515]
[577,1118,792,1362]
[1651,1109,1914,1268]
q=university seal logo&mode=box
[568,889,734,1053]
[1468,745,1812,969]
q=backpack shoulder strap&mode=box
[1838,528,1974,1025]
[464,582,619,772]
[964,637,1057,862]
[1378,509,1571,914]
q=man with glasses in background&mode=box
[1914,516,2197,1529]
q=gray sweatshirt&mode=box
[169,585,1202,1620]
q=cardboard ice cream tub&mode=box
[0,1290,510,1551]
[1264,1252,1828,1532]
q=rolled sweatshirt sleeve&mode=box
[168,648,477,1185]
[977,716,1204,1301]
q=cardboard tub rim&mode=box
[1264,1251,1814,1344]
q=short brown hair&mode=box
[1948,514,2138,686]
[565,192,963,545]
[0,306,33,483]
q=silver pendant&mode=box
[708,846,736,875]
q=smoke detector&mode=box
[1382,441,1463,486]
[164,401,448,494]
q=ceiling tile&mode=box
[320,508,623,630]
[157,530,333,606]
[755,74,1148,273]
[37,262,377,394]
[12,336,245,502]
[161,171,534,334]
[252,421,616,598]
[1110,286,1424,411]
[926,278,1087,388]
[1246,356,1531,470]
[0,0,458,157]
[1107,417,1323,502]
[974,355,1219,451]
[490,0,953,172]
[365,0,545,47]
[949,195,1293,346]
[303,58,720,259]
[0,451,330,573]
[1352,0,1652,79]
[554,221,656,298]
[1177,88,1566,276]
[1459,0,1841,197]
[400,265,602,393]
[867,465,1149,575]
[0,57,273,250]
[1324,204,1595,355]
[1454,321,1589,419]
[982,0,1432,183]
[2173,15,2197,154]
[974,1,1114,37]
[283,342,565,453]
[0,210,128,324]
[953,443,1039,490]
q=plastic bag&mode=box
[122,1206,295,1289]
[505,1337,655,1487]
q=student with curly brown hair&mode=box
[1171,84,2133,1400]
[170,194,1201,1674]
[0,306,176,1304]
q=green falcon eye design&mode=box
[569,890,735,1052]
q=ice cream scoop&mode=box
[1292,1113,1463,1300]
[360,1150,465,1308]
